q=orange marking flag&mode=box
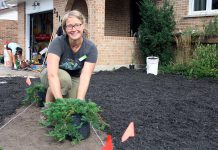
[101,134,113,150]
[26,76,32,86]
[121,122,135,142]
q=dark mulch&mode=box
[1,68,218,149]
[0,77,38,126]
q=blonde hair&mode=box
[62,10,86,35]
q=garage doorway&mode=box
[29,10,53,64]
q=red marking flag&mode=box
[101,134,113,150]
[121,122,135,142]
[26,76,31,86]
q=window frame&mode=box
[188,0,218,16]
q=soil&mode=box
[1,67,218,150]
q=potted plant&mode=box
[40,98,108,144]
[23,83,46,107]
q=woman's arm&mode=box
[77,62,96,100]
[47,53,63,99]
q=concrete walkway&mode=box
[0,64,40,77]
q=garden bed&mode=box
[1,68,218,149]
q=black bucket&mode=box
[129,64,135,69]
[37,90,46,107]
[66,114,90,141]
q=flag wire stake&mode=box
[91,123,105,146]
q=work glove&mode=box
[14,64,17,70]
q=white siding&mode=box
[0,8,17,20]
[26,0,53,14]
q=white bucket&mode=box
[146,56,159,75]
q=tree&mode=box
[138,0,175,65]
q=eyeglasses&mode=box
[65,24,82,30]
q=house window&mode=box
[189,0,218,16]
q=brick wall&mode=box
[172,0,213,32]
[53,0,67,34]
[155,0,214,32]
[105,0,130,36]
[91,0,138,68]
[0,20,18,55]
[98,36,138,65]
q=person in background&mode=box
[55,25,63,37]
[5,42,23,70]
[40,10,98,104]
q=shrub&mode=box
[40,98,108,144]
[138,0,175,65]
[23,83,46,105]
[192,44,218,68]
[160,44,218,78]
[159,63,191,76]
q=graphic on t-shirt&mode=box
[59,55,87,71]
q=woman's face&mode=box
[65,16,84,41]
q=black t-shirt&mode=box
[48,35,98,77]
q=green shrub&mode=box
[160,44,218,78]
[192,44,218,68]
[0,146,3,150]
[23,83,46,105]
[138,0,175,65]
[40,98,108,144]
[159,63,191,76]
[188,66,218,78]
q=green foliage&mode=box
[40,98,108,144]
[192,44,218,68]
[204,16,218,36]
[138,0,176,65]
[159,62,190,76]
[0,146,3,150]
[23,83,46,105]
[160,44,218,78]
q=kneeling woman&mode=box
[41,10,97,102]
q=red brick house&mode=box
[4,0,218,69]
